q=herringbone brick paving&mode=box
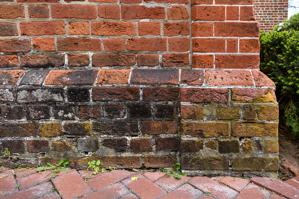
[0,167,298,199]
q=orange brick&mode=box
[68,21,90,35]
[138,22,160,36]
[32,38,55,51]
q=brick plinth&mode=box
[0,0,279,175]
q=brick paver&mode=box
[0,167,298,199]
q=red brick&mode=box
[138,22,161,36]
[20,54,64,68]
[190,177,238,198]
[205,70,254,86]
[252,70,275,88]
[92,21,135,36]
[97,69,130,84]
[240,39,260,53]
[51,4,97,19]
[57,38,101,51]
[127,38,166,51]
[192,55,213,68]
[215,0,252,4]
[130,138,152,152]
[68,21,90,35]
[145,0,188,3]
[87,170,131,190]
[121,0,141,3]
[0,39,30,53]
[18,171,52,190]
[92,54,136,67]
[181,69,204,85]
[167,6,189,20]
[103,38,126,51]
[68,54,89,67]
[215,55,259,69]
[20,21,65,36]
[98,5,120,19]
[89,0,116,2]
[128,178,166,199]
[193,38,225,52]
[143,87,179,101]
[32,38,55,51]
[92,87,139,101]
[45,70,97,85]
[240,6,255,21]
[192,0,213,4]
[215,22,259,37]
[164,22,190,36]
[168,38,190,52]
[137,54,159,66]
[181,88,228,104]
[131,69,179,85]
[0,70,25,85]
[192,6,225,21]
[121,5,165,19]
[28,5,49,18]
[0,5,24,19]
[18,0,58,2]
[0,55,19,68]
[192,22,213,36]
[162,53,189,67]
[52,170,91,199]
[0,22,18,36]
[226,6,239,20]
[227,39,238,52]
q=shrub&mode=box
[260,13,299,137]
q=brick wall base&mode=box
[0,69,279,176]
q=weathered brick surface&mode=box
[0,0,279,175]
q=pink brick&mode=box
[0,173,17,195]
[156,176,190,191]
[82,183,129,199]
[127,178,166,199]
[215,176,250,191]
[143,172,165,181]
[18,171,52,190]
[52,170,91,199]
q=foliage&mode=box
[160,163,185,180]
[87,160,111,175]
[37,159,70,174]
[260,13,299,137]
[1,148,11,158]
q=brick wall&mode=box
[0,0,279,175]
[254,0,288,31]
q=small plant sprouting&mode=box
[87,160,112,175]
[1,148,11,158]
[160,163,186,180]
[37,159,70,174]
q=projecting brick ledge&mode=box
[0,68,279,176]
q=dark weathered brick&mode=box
[154,104,176,119]
[130,138,152,152]
[52,105,77,120]
[180,139,203,152]
[93,120,139,136]
[0,70,25,86]
[128,103,151,118]
[67,88,90,102]
[63,122,92,136]
[180,88,229,104]
[20,54,64,68]
[27,105,50,120]
[0,105,26,120]
[27,140,49,153]
[92,87,139,101]
[219,140,240,153]
[20,70,49,86]
[0,140,25,153]
[156,137,179,152]
[131,69,179,85]
[78,137,98,153]
[232,157,279,171]
[102,138,128,152]
[0,89,14,102]
[0,123,38,137]
[181,155,229,170]
[17,88,64,103]
[77,105,101,120]
[103,104,126,119]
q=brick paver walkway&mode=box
[0,167,299,199]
